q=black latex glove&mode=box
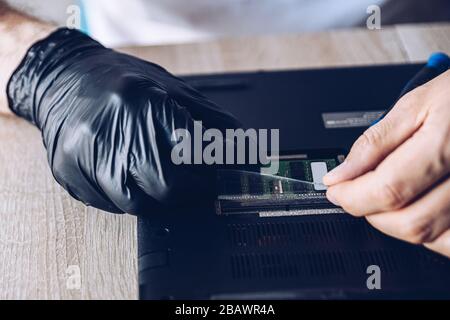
[7,28,240,215]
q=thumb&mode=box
[323,88,428,186]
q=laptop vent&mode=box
[414,250,450,271]
[230,250,400,279]
[228,219,377,248]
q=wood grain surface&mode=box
[0,23,449,300]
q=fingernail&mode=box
[326,189,340,206]
[323,160,349,185]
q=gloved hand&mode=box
[7,28,240,215]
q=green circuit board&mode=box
[217,157,338,200]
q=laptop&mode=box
[138,64,450,299]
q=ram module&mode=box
[215,154,344,216]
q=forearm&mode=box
[0,2,55,116]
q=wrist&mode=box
[8,27,106,125]
[0,5,55,116]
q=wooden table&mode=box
[1,23,449,300]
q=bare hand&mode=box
[324,70,450,258]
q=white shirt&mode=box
[81,0,386,47]
[6,0,386,47]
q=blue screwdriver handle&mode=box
[373,52,450,125]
